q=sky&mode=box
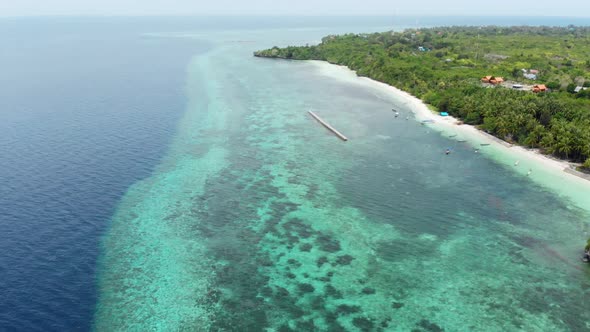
[1,0,589,17]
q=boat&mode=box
[457,140,467,142]
[449,134,457,138]
[480,143,490,146]
[421,119,435,124]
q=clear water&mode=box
[1,16,589,331]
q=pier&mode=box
[308,111,348,141]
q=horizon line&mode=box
[1,14,590,19]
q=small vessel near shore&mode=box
[480,143,491,146]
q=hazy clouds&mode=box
[1,0,589,17]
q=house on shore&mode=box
[522,69,539,80]
[533,84,547,93]
[481,76,504,84]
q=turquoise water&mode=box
[95,27,590,331]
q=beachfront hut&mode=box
[532,84,547,93]
[481,76,504,84]
[481,76,493,83]
[490,77,504,84]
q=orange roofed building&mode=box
[481,76,504,84]
[533,84,547,93]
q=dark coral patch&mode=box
[256,256,273,267]
[335,304,361,315]
[261,286,273,297]
[416,319,445,332]
[316,256,328,267]
[276,287,290,297]
[296,319,316,330]
[278,324,294,332]
[285,235,300,245]
[325,311,338,324]
[361,287,376,295]
[310,296,325,310]
[316,235,341,252]
[335,254,354,265]
[298,283,315,293]
[392,302,404,309]
[324,284,343,299]
[353,317,374,331]
[299,243,313,252]
[287,259,302,267]
[283,218,314,238]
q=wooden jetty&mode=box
[308,110,348,141]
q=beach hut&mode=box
[481,76,504,84]
[490,77,504,84]
[481,76,493,83]
[532,84,547,93]
[440,112,449,116]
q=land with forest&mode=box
[255,26,590,169]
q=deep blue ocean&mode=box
[1,16,589,331]
[0,18,208,331]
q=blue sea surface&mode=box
[0,19,209,331]
[0,16,589,331]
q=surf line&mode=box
[308,110,348,141]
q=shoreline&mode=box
[309,60,590,211]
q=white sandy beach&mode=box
[311,60,590,211]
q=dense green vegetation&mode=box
[255,26,590,165]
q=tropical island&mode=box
[254,26,590,170]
